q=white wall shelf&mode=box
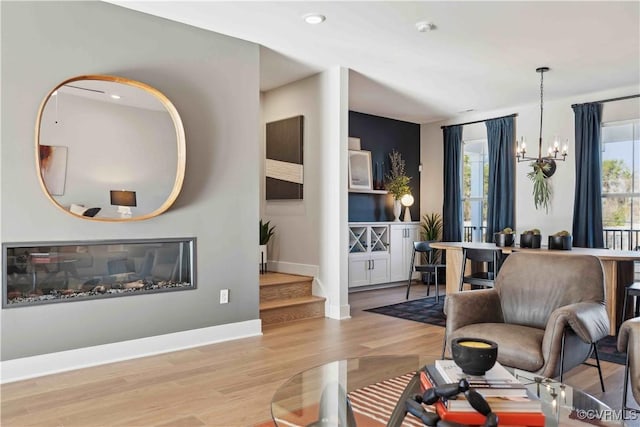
[348,189,388,194]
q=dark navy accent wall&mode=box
[348,111,420,222]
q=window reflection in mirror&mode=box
[36,76,185,221]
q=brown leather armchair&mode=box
[444,252,609,388]
[617,317,640,412]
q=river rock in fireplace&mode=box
[6,278,193,306]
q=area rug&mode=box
[365,297,626,365]
[258,372,422,427]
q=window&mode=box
[601,120,640,250]
[462,139,489,242]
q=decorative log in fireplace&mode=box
[2,238,196,307]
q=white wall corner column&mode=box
[320,67,350,320]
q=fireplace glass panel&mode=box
[3,238,195,307]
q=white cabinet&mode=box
[348,224,390,288]
[389,223,421,282]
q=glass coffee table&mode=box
[271,355,626,426]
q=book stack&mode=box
[420,360,545,426]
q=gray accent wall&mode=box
[1,1,260,360]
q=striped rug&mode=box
[271,372,427,427]
[348,372,427,427]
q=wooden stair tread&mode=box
[259,272,313,287]
[260,295,325,311]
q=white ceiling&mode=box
[108,1,640,124]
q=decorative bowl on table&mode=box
[451,337,498,376]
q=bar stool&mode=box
[621,282,640,322]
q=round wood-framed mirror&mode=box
[35,75,186,221]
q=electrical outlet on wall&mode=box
[220,289,229,304]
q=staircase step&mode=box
[259,272,313,287]
[260,279,312,302]
[260,296,326,326]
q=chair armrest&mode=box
[546,302,609,344]
[445,289,503,337]
[617,318,640,404]
[617,317,640,352]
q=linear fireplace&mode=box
[3,238,196,308]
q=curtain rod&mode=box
[571,94,639,108]
[440,113,518,130]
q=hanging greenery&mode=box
[527,161,552,213]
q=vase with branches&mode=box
[385,150,411,222]
[385,150,411,200]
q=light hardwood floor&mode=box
[0,283,631,426]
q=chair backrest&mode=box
[413,241,434,253]
[464,248,499,263]
[413,241,439,265]
[496,252,605,329]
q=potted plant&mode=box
[549,230,572,250]
[385,150,411,222]
[420,213,443,284]
[259,219,275,273]
[494,227,515,247]
[527,160,552,213]
[520,228,542,248]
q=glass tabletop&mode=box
[271,355,625,427]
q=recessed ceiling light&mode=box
[110,94,121,100]
[303,13,326,25]
[415,21,436,32]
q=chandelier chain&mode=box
[539,69,544,151]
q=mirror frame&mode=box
[35,75,186,222]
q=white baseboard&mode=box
[1,319,262,384]
[268,260,319,277]
[327,303,351,320]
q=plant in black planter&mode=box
[520,228,542,248]
[494,227,515,247]
[420,213,443,284]
[549,230,572,250]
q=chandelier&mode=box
[515,67,568,177]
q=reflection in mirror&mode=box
[36,75,185,221]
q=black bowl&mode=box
[451,337,498,376]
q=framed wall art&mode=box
[348,150,373,190]
[265,115,304,200]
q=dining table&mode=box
[430,241,640,335]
